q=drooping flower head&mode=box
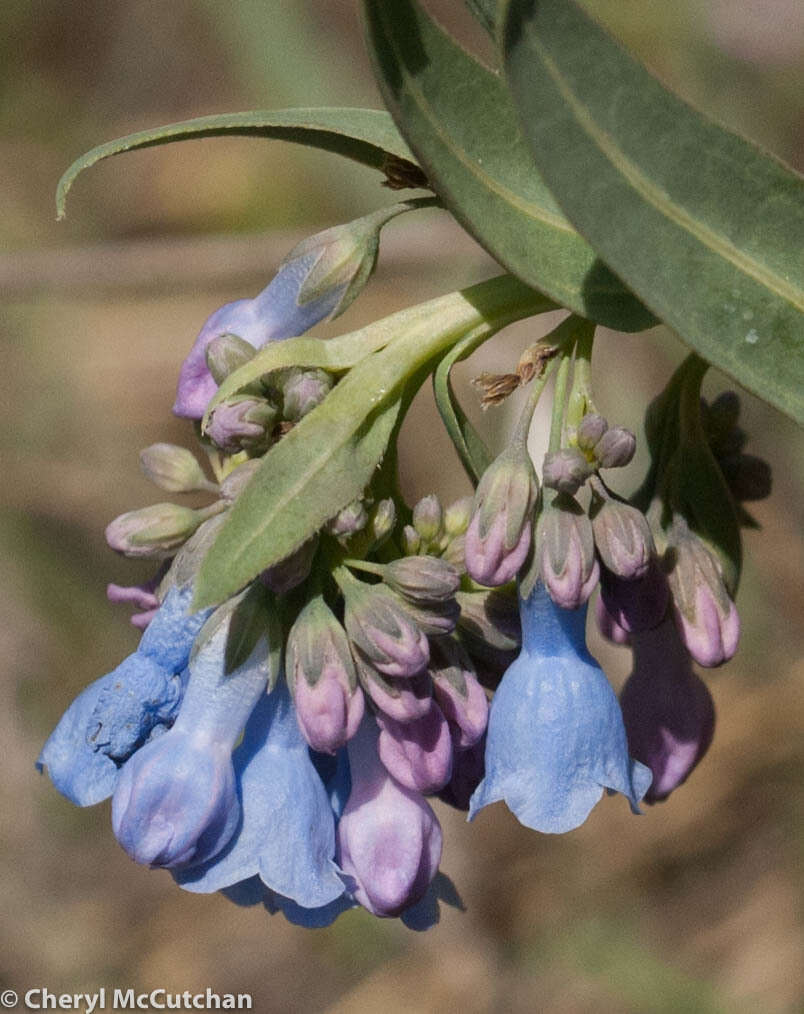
[470,582,652,832]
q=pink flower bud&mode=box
[376,702,453,794]
[537,496,599,609]
[429,638,489,748]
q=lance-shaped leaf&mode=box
[194,276,553,608]
[502,0,804,423]
[57,108,422,219]
[362,0,655,333]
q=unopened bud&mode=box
[281,367,334,422]
[594,426,636,469]
[402,525,421,556]
[444,496,473,537]
[326,498,369,537]
[355,657,432,722]
[139,443,216,494]
[342,580,429,678]
[370,498,397,546]
[594,594,631,645]
[666,524,739,667]
[206,396,277,454]
[106,503,203,559]
[465,447,537,586]
[576,412,608,452]
[437,736,485,811]
[287,595,363,754]
[542,448,592,496]
[401,596,460,637]
[376,702,453,794]
[537,496,598,609]
[205,333,255,384]
[412,494,443,544]
[429,638,488,748]
[456,589,521,654]
[260,537,317,595]
[383,556,460,604]
[591,496,654,580]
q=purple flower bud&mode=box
[590,496,654,580]
[576,412,608,452]
[412,495,443,544]
[376,702,453,794]
[599,557,669,633]
[542,448,592,496]
[620,620,715,801]
[281,367,334,422]
[383,556,460,604]
[337,719,443,917]
[342,580,429,678]
[594,594,631,645]
[106,503,203,559]
[325,498,369,537]
[206,396,277,454]
[356,658,433,723]
[537,496,599,609]
[260,537,317,595]
[594,427,636,469]
[400,597,460,637]
[666,527,740,667]
[287,594,363,754]
[465,447,537,586]
[429,638,489,748]
[437,735,486,811]
[205,333,255,385]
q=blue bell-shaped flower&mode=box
[175,681,346,908]
[469,582,652,832]
[37,586,211,806]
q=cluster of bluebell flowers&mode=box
[39,212,766,929]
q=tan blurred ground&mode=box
[2,2,802,1012]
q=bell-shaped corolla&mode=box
[175,682,345,910]
[111,604,271,868]
[469,582,652,832]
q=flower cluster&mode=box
[39,217,766,929]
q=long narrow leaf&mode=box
[362,0,655,333]
[57,108,420,219]
[502,0,804,422]
[433,333,493,484]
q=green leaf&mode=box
[362,0,655,333]
[56,107,419,219]
[501,0,804,423]
[433,332,493,484]
[194,275,554,607]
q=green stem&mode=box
[510,353,561,448]
[548,354,572,454]
[342,558,385,577]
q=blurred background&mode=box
[2,1,802,1011]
